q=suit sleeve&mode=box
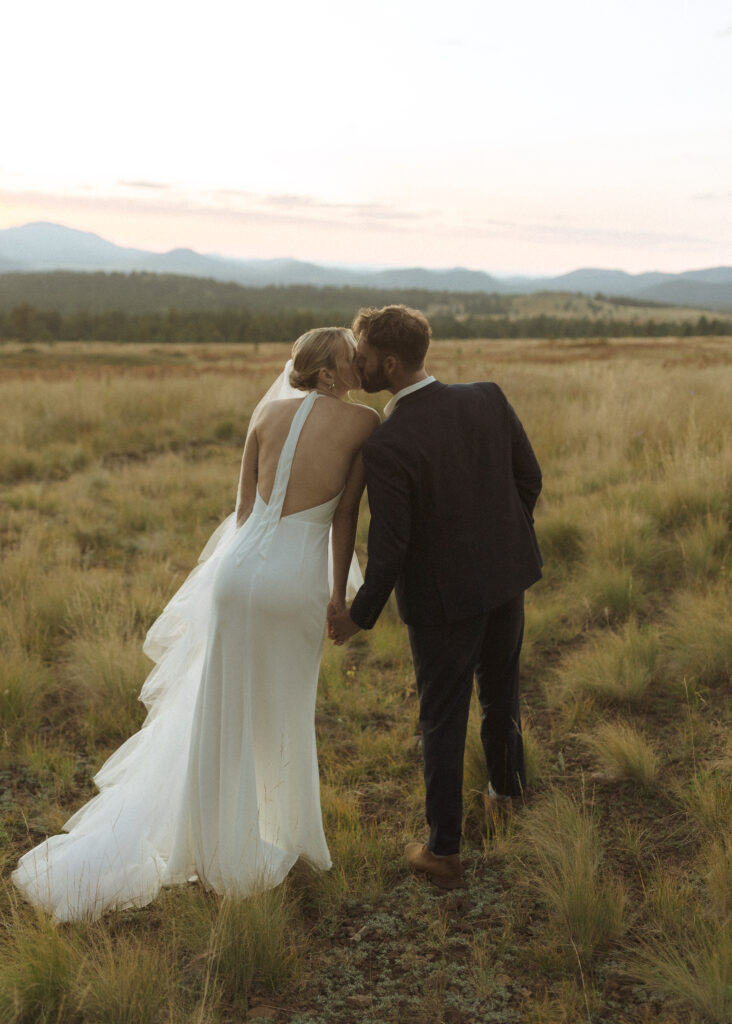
[349,439,412,630]
[506,400,542,518]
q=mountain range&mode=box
[1,222,731,312]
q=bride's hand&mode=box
[328,607,361,645]
[326,597,345,638]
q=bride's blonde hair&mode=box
[289,327,356,391]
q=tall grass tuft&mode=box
[662,585,732,690]
[578,564,647,623]
[628,920,731,1024]
[207,887,300,1009]
[75,932,175,1024]
[17,736,76,796]
[63,633,149,744]
[645,868,696,937]
[587,505,668,583]
[523,589,584,657]
[676,769,732,839]
[520,790,625,961]
[0,908,85,1024]
[582,720,659,786]
[554,619,659,704]
[0,572,72,661]
[649,474,730,534]
[699,834,731,920]
[0,647,55,738]
[312,784,397,908]
[536,513,585,572]
[677,513,731,580]
[167,882,299,1012]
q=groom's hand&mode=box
[326,599,344,638]
[328,608,361,645]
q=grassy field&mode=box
[497,292,732,324]
[0,337,730,1024]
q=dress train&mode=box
[12,391,358,920]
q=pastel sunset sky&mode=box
[2,0,730,274]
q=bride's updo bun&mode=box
[289,327,356,391]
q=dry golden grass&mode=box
[629,920,731,1024]
[0,336,730,1023]
[519,790,626,962]
[582,720,660,786]
[553,619,661,703]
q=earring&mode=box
[329,382,335,390]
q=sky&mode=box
[1,0,731,275]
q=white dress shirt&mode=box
[384,376,436,417]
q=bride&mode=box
[12,327,379,921]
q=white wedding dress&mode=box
[12,387,359,921]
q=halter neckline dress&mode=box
[13,391,342,919]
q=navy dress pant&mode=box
[407,592,526,856]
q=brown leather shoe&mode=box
[405,841,465,890]
[482,788,513,830]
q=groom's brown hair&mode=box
[352,304,431,371]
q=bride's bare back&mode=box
[238,394,379,521]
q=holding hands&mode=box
[326,598,361,646]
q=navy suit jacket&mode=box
[350,380,543,628]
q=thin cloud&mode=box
[692,191,732,202]
[213,188,257,199]
[457,216,706,249]
[261,193,317,208]
[0,186,432,235]
[716,24,732,37]
[2,186,719,260]
[118,180,170,190]
[257,192,423,221]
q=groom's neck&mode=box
[387,367,429,395]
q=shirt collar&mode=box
[384,376,436,417]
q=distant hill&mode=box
[0,222,341,287]
[525,268,670,296]
[524,266,732,311]
[0,222,151,272]
[1,221,731,311]
[638,275,732,309]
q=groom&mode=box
[328,304,543,889]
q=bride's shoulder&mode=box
[254,397,300,425]
[344,399,380,420]
[344,401,381,434]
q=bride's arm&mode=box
[329,453,367,611]
[236,427,260,528]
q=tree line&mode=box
[0,272,512,317]
[2,303,731,344]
